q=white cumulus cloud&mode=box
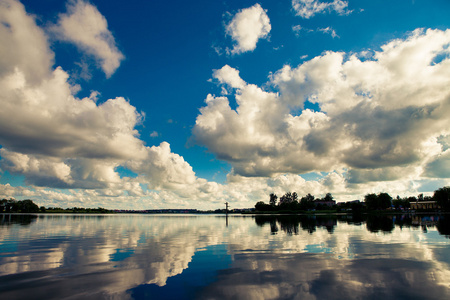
[126,142,197,191]
[52,0,124,77]
[194,29,450,191]
[1,0,449,210]
[226,3,271,54]
[213,65,246,89]
[0,0,199,196]
[0,0,54,84]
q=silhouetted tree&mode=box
[269,193,278,207]
[350,201,364,214]
[393,196,410,209]
[255,201,270,211]
[300,193,315,210]
[279,192,294,210]
[364,193,378,210]
[0,199,39,213]
[378,193,392,209]
[289,192,299,210]
[364,193,392,210]
[433,186,450,211]
[279,192,293,205]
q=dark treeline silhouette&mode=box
[1,199,111,214]
[255,186,450,212]
[41,206,111,213]
[254,214,450,238]
[434,186,450,211]
[364,193,393,210]
[255,192,336,212]
[0,199,39,213]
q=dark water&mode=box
[0,213,449,300]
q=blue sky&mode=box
[1,0,450,209]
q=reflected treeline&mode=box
[255,215,339,235]
[36,214,110,221]
[0,214,38,226]
[254,214,450,237]
[0,214,113,227]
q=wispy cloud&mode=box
[318,26,339,38]
[292,0,352,19]
[292,25,338,38]
[292,24,313,37]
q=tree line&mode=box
[255,186,450,212]
[364,186,450,211]
[255,192,335,212]
[1,199,110,214]
[0,199,39,213]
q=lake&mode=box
[0,213,449,299]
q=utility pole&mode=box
[225,202,229,227]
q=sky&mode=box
[1,0,450,210]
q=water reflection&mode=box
[0,214,449,299]
[0,214,37,226]
[254,214,450,237]
[196,253,449,300]
[255,215,339,234]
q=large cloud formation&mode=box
[1,0,450,209]
[194,29,450,186]
[0,0,196,198]
[1,0,289,210]
[1,0,336,210]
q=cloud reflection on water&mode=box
[0,214,449,299]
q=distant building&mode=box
[410,201,439,210]
[231,208,254,213]
[314,199,336,207]
[337,200,360,206]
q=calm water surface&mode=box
[0,213,449,300]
